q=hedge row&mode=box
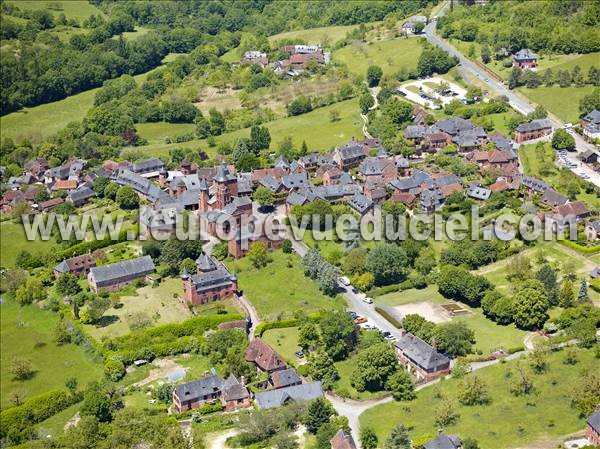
[374,306,402,329]
[56,224,137,260]
[105,314,243,353]
[370,280,412,297]
[558,240,600,254]
[0,389,75,441]
[255,313,321,337]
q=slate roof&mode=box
[260,175,283,192]
[348,193,373,215]
[359,157,395,176]
[286,191,309,206]
[423,432,461,449]
[131,158,165,174]
[188,253,236,293]
[432,117,474,136]
[213,163,236,182]
[395,332,450,371]
[67,186,96,204]
[222,374,250,401]
[89,256,155,286]
[282,172,309,190]
[270,368,302,389]
[274,156,290,169]
[513,48,537,61]
[336,141,366,161]
[388,170,432,191]
[169,174,202,191]
[587,220,600,233]
[113,168,168,202]
[521,175,548,192]
[554,201,590,218]
[540,189,568,207]
[583,109,600,125]
[516,119,552,133]
[489,132,514,152]
[588,410,600,434]
[174,369,223,401]
[254,381,323,409]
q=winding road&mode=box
[424,2,600,187]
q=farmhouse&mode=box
[241,50,269,67]
[394,332,450,382]
[514,119,552,143]
[87,255,155,293]
[254,381,323,409]
[333,140,367,170]
[54,253,96,279]
[270,368,302,389]
[512,49,537,69]
[181,252,238,304]
[581,110,600,141]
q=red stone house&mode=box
[515,119,552,143]
[172,369,250,413]
[512,49,537,69]
[330,429,357,449]
[182,253,238,305]
[245,338,286,373]
[394,332,450,382]
[87,256,155,293]
[586,409,600,447]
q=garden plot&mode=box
[397,76,467,108]
[384,300,452,324]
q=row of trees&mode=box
[508,65,600,90]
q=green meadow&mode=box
[227,250,345,321]
[1,299,103,408]
[0,220,57,268]
[360,347,597,449]
[268,24,359,46]
[135,98,364,157]
[332,37,423,77]
[517,85,596,123]
[7,1,105,21]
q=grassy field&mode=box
[36,402,81,438]
[135,122,197,145]
[519,142,600,207]
[0,220,57,268]
[0,299,103,408]
[136,98,363,157]
[262,327,303,363]
[81,277,194,339]
[517,85,596,124]
[227,250,345,320]
[376,285,527,355]
[360,347,597,449]
[7,1,105,21]
[1,68,161,143]
[268,24,359,46]
[332,37,422,77]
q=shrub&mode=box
[104,358,125,381]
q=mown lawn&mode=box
[262,327,303,363]
[135,122,197,145]
[268,24,359,45]
[81,277,194,339]
[227,250,345,320]
[1,68,161,143]
[0,220,57,268]
[333,37,423,77]
[376,285,527,355]
[0,299,103,408]
[517,85,596,124]
[7,0,105,21]
[136,98,364,157]
[360,347,597,449]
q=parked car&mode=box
[340,276,351,286]
[294,350,304,358]
[398,90,407,97]
[348,311,358,320]
[362,297,374,304]
[354,316,368,324]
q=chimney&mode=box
[431,337,437,350]
[240,376,245,386]
[203,370,209,378]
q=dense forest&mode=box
[0,0,435,114]
[437,0,600,55]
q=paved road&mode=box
[287,234,403,341]
[425,3,600,187]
